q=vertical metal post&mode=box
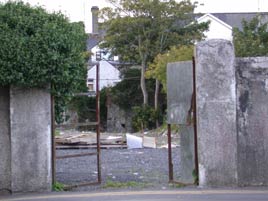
[50,94,56,184]
[192,56,199,185]
[168,124,173,182]
[96,63,101,183]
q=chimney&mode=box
[91,6,99,34]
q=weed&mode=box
[192,169,198,184]
[54,130,60,136]
[52,182,65,191]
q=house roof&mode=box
[197,13,232,30]
[86,34,100,50]
[207,12,268,30]
[87,26,106,50]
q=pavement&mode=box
[1,188,268,201]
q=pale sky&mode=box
[1,0,268,33]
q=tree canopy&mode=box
[233,16,268,57]
[146,45,193,91]
[99,0,208,105]
[0,2,88,122]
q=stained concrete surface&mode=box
[236,57,268,186]
[167,61,193,124]
[0,86,11,194]
[10,86,52,192]
[167,61,195,184]
[195,40,237,186]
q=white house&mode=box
[86,6,121,92]
[87,58,121,91]
[196,12,268,41]
[197,13,233,41]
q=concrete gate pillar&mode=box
[195,39,238,186]
[0,86,52,193]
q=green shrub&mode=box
[52,182,65,191]
[0,2,88,122]
[132,105,157,131]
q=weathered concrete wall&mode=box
[236,57,268,186]
[0,86,11,194]
[167,40,268,187]
[167,61,193,124]
[10,86,52,192]
[107,103,132,133]
[178,125,195,184]
[195,39,238,186]
[167,61,195,183]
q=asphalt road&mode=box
[1,189,268,201]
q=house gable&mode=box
[87,61,121,91]
[197,13,233,41]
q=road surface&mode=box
[1,189,268,201]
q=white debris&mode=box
[126,134,143,149]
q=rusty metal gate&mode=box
[51,63,101,189]
[167,57,199,185]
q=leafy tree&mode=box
[132,105,157,132]
[233,16,268,57]
[0,1,88,122]
[109,68,155,109]
[108,68,165,130]
[99,0,208,107]
[146,45,194,92]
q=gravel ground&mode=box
[56,147,182,191]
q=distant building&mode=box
[87,60,121,91]
[86,6,121,92]
[196,12,268,41]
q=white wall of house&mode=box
[197,14,233,41]
[87,60,121,91]
[88,45,121,91]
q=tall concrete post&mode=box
[10,86,52,192]
[195,39,238,186]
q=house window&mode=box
[87,79,94,91]
[87,83,94,91]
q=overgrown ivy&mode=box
[0,1,88,122]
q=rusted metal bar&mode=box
[55,122,98,128]
[63,181,101,190]
[167,124,173,182]
[170,180,193,186]
[96,62,101,183]
[192,56,199,185]
[56,144,128,149]
[56,152,98,159]
[50,94,56,185]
